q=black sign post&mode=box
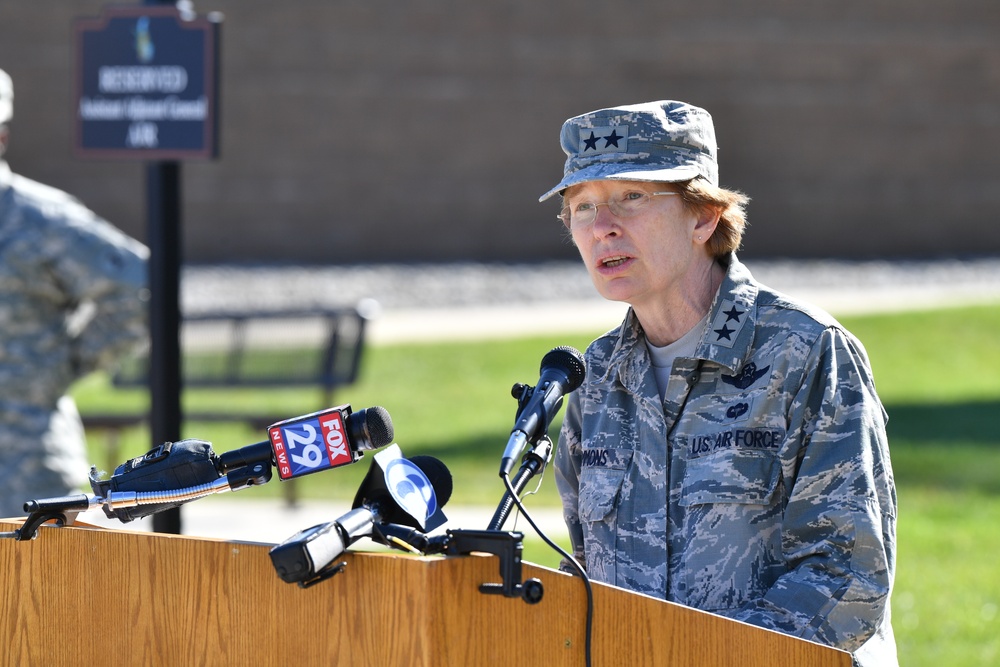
[74,3,221,534]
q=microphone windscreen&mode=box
[408,455,454,507]
[542,346,587,391]
[351,406,395,449]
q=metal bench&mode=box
[81,303,376,505]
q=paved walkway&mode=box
[75,496,563,546]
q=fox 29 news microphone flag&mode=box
[269,445,451,585]
[265,405,394,480]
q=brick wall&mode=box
[2,0,998,263]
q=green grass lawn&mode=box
[72,303,1000,666]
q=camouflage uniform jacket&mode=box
[0,160,148,516]
[555,255,897,666]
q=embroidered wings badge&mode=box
[721,362,770,390]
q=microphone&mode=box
[74,404,393,524]
[269,447,453,585]
[216,405,394,480]
[499,346,586,477]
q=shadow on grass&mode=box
[885,400,1000,494]
[886,400,1000,445]
[410,403,1000,499]
[207,401,1000,504]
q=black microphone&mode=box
[269,448,453,585]
[216,405,394,480]
[74,405,393,524]
[500,346,586,477]
[85,438,241,523]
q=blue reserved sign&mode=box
[74,5,221,159]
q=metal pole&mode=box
[146,160,183,534]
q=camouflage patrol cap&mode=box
[539,100,718,201]
[0,68,11,125]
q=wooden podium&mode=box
[0,519,850,666]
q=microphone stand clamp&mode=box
[434,529,544,605]
[2,493,101,541]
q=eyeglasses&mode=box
[558,191,680,228]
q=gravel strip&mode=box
[181,257,1000,314]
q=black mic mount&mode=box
[488,435,553,531]
[366,523,543,604]
[425,528,544,605]
[6,438,271,541]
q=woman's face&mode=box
[565,179,710,310]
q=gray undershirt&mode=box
[645,313,709,401]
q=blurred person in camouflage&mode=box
[541,100,896,666]
[0,68,149,517]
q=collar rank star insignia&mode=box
[578,126,629,154]
[709,299,747,349]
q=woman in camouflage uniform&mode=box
[541,100,896,666]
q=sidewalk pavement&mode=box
[73,497,566,546]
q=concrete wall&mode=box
[1,1,998,263]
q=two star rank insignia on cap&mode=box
[709,299,747,349]
[578,126,629,154]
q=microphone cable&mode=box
[501,472,593,667]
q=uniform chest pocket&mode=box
[679,450,782,507]
[578,450,632,523]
